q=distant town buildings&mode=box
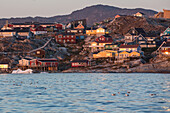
[155,9,170,19]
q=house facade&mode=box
[161,42,170,56]
[0,30,16,38]
[89,35,113,52]
[30,26,47,35]
[0,63,9,71]
[86,27,105,36]
[161,27,170,39]
[93,50,116,59]
[71,60,90,67]
[119,44,141,52]
[55,33,76,44]
[133,12,146,17]
[124,28,146,43]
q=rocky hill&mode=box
[0,4,157,27]
[105,16,170,37]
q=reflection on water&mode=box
[0,73,169,112]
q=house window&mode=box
[67,39,70,42]
[58,35,62,38]
[71,39,74,42]
[67,36,69,38]
[59,39,61,42]
[37,51,40,54]
[71,35,74,38]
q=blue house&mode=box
[161,27,170,39]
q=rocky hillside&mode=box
[105,16,170,37]
[0,4,157,26]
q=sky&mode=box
[0,0,169,18]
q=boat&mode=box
[12,69,33,74]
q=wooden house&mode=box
[124,28,146,43]
[71,60,90,67]
[38,59,58,71]
[160,27,170,39]
[0,30,16,38]
[119,44,141,52]
[0,62,9,71]
[55,33,76,44]
[30,25,47,35]
[115,51,130,59]
[19,57,36,67]
[65,29,84,34]
[86,27,106,36]
[89,35,113,52]
[129,51,141,58]
[104,44,119,50]
[133,12,146,17]
[70,19,86,29]
[93,50,116,59]
[29,49,45,58]
[161,42,170,56]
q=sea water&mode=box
[0,73,169,113]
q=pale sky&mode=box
[0,0,169,18]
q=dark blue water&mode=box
[0,73,169,113]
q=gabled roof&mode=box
[135,12,146,15]
[119,44,139,48]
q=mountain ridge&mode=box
[0,4,158,26]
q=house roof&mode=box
[38,59,58,62]
[119,44,139,48]
[136,12,145,15]
[0,30,15,32]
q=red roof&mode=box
[119,44,139,48]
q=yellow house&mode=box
[93,50,114,59]
[0,30,16,38]
[89,41,113,52]
[115,51,130,59]
[129,51,140,57]
[86,27,105,36]
[93,50,117,59]
[133,12,145,17]
[0,63,9,71]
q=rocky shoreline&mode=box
[62,55,170,73]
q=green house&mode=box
[105,44,119,50]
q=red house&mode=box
[71,60,90,67]
[95,35,113,43]
[55,24,63,30]
[38,59,58,71]
[55,33,76,44]
[30,25,47,35]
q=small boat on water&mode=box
[12,69,33,74]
